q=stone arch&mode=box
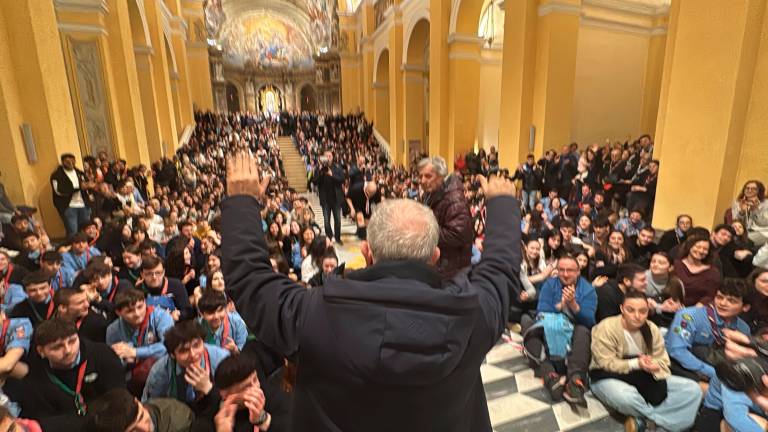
[128,0,151,46]
[403,14,430,62]
[449,0,485,35]
[374,48,390,142]
[405,18,430,65]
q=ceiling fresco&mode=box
[204,0,338,69]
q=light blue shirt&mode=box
[62,246,101,274]
[106,306,174,361]
[1,284,27,312]
[0,317,32,354]
[141,344,230,402]
[197,312,248,351]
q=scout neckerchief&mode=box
[46,359,89,416]
[73,249,91,272]
[169,348,211,400]
[104,276,119,303]
[705,303,726,346]
[29,290,56,323]
[0,319,10,354]
[204,315,230,348]
[2,264,14,290]
[136,306,155,346]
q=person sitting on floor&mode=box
[54,288,108,343]
[664,278,751,386]
[135,255,192,321]
[8,318,124,430]
[41,251,74,292]
[141,320,229,415]
[197,291,248,355]
[590,290,702,431]
[61,232,100,276]
[523,254,597,407]
[83,387,194,432]
[9,271,54,327]
[81,261,130,323]
[596,263,648,322]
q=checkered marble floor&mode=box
[482,340,624,432]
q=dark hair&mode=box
[622,290,653,354]
[197,290,227,314]
[679,233,713,264]
[141,255,164,272]
[83,388,139,432]
[617,263,645,287]
[70,232,89,244]
[114,289,146,311]
[713,223,736,237]
[269,253,291,275]
[676,214,693,225]
[123,244,142,257]
[53,288,84,308]
[543,230,563,260]
[214,354,260,390]
[85,261,112,280]
[20,231,39,241]
[720,278,752,304]
[649,252,685,303]
[593,217,611,229]
[640,225,656,234]
[163,320,206,354]
[35,318,77,347]
[22,270,52,288]
[165,245,193,280]
[41,251,63,264]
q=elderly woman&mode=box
[729,180,768,246]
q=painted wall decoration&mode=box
[218,12,315,69]
[70,39,115,160]
[204,0,226,38]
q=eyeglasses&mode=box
[143,270,164,277]
[557,268,578,273]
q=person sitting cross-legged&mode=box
[83,387,194,432]
[106,289,173,396]
[523,254,597,407]
[590,290,702,431]
[141,320,230,415]
[664,278,752,387]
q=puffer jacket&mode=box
[424,175,474,278]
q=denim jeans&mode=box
[522,190,538,212]
[62,206,91,237]
[591,375,702,431]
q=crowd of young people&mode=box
[0,107,766,431]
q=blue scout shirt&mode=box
[1,284,27,313]
[106,306,174,361]
[197,311,248,351]
[0,317,32,355]
[62,246,101,274]
[50,267,75,291]
[665,305,750,379]
[141,344,230,403]
[704,375,767,432]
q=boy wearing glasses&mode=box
[136,256,192,321]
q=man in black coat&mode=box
[222,153,520,432]
[50,153,94,236]
[313,150,345,245]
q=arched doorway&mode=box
[404,18,430,166]
[374,49,390,142]
[226,83,240,112]
[300,85,317,112]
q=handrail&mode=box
[372,127,392,166]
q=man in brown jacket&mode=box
[418,156,474,279]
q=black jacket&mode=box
[50,166,90,215]
[313,163,345,208]
[7,339,125,430]
[221,194,521,432]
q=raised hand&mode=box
[226,152,271,201]
[477,175,516,200]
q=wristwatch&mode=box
[254,410,269,426]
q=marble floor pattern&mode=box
[304,193,624,431]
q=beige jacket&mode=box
[589,315,671,380]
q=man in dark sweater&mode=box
[627,226,659,268]
[84,387,194,432]
[10,271,55,327]
[135,255,192,321]
[7,318,124,430]
[54,288,108,343]
[596,263,648,323]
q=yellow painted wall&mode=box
[476,52,502,151]
[571,25,649,145]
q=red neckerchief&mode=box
[88,232,99,247]
[46,288,55,320]
[75,316,84,329]
[2,264,13,288]
[0,318,10,353]
[220,315,230,348]
[137,306,155,346]
[106,276,119,303]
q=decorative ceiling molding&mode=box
[538,1,582,17]
[583,0,670,17]
[54,0,109,15]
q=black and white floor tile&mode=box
[482,341,624,432]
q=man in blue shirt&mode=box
[107,289,173,395]
[62,232,100,276]
[40,251,74,292]
[697,374,767,432]
[665,278,751,383]
[142,320,229,415]
[0,309,32,379]
[524,254,597,406]
[197,291,248,354]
